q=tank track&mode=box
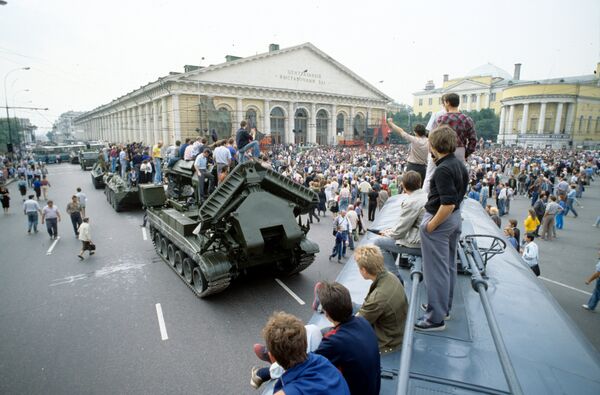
[284,251,316,276]
[150,230,232,298]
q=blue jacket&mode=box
[316,316,381,395]
[275,353,350,395]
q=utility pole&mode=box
[3,67,30,154]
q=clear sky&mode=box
[1,0,599,134]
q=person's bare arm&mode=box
[586,271,600,285]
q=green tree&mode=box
[0,118,24,151]
[463,109,500,142]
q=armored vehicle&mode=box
[90,162,106,189]
[143,160,319,297]
[69,150,80,164]
[103,173,141,212]
[79,150,98,170]
[298,196,600,395]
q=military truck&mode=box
[104,173,141,212]
[79,150,98,170]
[142,160,319,297]
[90,162,106,189]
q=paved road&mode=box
[0,164,598,394]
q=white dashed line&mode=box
[275,278,306,305]
[141,227,148,241]
[540,277,592,296]
[155,303,169,341]
[46,237,61,255]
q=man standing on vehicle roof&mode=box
[152,141,163,184]
[416,125,469,332]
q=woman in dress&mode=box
[0,186,10,213]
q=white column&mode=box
[565,102,575,134]
[172,94,181,142]
[538,103,547,134]
[466,95,471,111]
[127,107,133,142]
[498,106,506,137]
[144,103,151,145]
[507,105,515,135]
[330,104,337,145]
[349,106,355,140]
[136,105,143,142]
[484,93,490,109]
[476,94,481,111]
[236,97,244,128]
[309,103,317,144]
[520,103,529,133]
[153,100,159,144]
[287,101,295,144]
[161,97,168,144]
[554,102,564,134]
[263,99,271,135]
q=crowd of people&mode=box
[2,91,599,393]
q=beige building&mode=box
[74,43,392,146]
[413,63,521,116]
[499,65,600,148]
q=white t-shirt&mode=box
[42,206,59,219]
[76,192,87,206]
[214,146,232,164]
[23,199,40,213]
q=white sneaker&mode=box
[582,304,592,311]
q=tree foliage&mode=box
[463,109,500,142]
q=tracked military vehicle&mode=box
[142,160,319,297]
[79,150,98,170]
[90,162,106,189]
[103,173,141,212]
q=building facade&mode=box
[54,111,85,142]
[412,63,521,116]
[74,43,392,146]
[498,67,600,148]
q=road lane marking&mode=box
[155,303,169,340]
[540,276,592,296]
[141,227,148,241]
[46,237,61,255]
[275,278,306,305]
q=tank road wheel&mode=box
[154,232,161,254]
[174,250,184,269]
[175,252,184,274]
[182,258,195,284]
[167,244,176,265]
[160,237,169,259]
[192,266,208,294]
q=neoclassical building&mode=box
[498,66,600,148]
[412,63,522,116]
[73,43,392,146]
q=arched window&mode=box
[212,107,232,140]
[270,107,285,144]
[316,110,328,145]
[246,109,257,130]
[354,114,365,138]
[294,108,308,145]
[336,113,345,136]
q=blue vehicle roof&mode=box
[308,195,600,394]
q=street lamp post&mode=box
[3,67,30,154]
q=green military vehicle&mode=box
[90,162,106,189]
[104,173,141,212]
[79,150,98,170]
[142,160,319,297]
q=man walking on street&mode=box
[41,200,61,239]
[77,217,94,260]
[416,126,469,332]
[66,195,83,237]
[23,194,41,234]
[76,187,87,217]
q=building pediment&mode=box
[177,43,392,102]
[445,79,491,92]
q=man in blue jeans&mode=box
[582,250,600,311]
[23,195,41,234]
[236,121,260,164]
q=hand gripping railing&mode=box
[397,256,423,394]
[460,235,524,395]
